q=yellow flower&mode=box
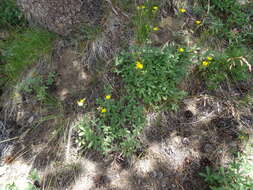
[202,61,210,66]
[195,20,202,25]
[135,61,144,69]
[105,95,111,100]
[101,108,107,113]
[137,5,145,10]
[77,98,86,106]
[137,5,145,9]
[152,6,159,11]
[239,135,245,140]
[153,26,159,31]
[179,8,186,13]
[178,48,185,52]
[207,56,213,61]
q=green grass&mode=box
[132,2,159,44]
[197,46,252,89]
[195,0,253,47]
[200,148,253,190]
[0,0,27,28]
[0,28,56,86]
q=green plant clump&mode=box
[115,46,189,109]
[0,0,27,28]
[19,72,56,103]
[5,169,40,190]
[197,0,253,46]
[133,3,159,44]
[200,151,253,190]
[76,95,145,156]
[199,46,252,89]
[0,28,55,85]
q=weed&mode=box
[198,46,252,89]
[115,45,189,110]
[76,95,145,156]
[5,169,40,190]
[196,0,252,47]
[0,28,55,86]
[19,72,57,103]
[5,183,18,190]
[0,0,27,28]
[200,150,253,190]
[132,2,159,44]
[79,23,102,41]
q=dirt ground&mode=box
[0,2,253,190]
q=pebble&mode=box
[28,116,34,123]
[203,143,214,153]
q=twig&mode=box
[207,0,210,14]
[0,136,19,144]
[105,0,119,16]
[180,111,215,125]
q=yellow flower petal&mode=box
[135,61,144,69]
[179,8,186,13]
[77,98,86,106]
[207,56,213,61]
[101,108,107,113]
[202,61,210,66]
[195,20,202,25]
[178,48,185,52]
[152,6,159,11]
[105,95,111,100]
[153,27,159,31]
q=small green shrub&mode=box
[0,0,26,28]
[0,28,55,84]
[199,46,252,89]
[132,2,159,44]
[79,23,102,41]
[115,46,189,110]
[76,95,145,156]
[5,169,40,190]
[200,152,253,190]
[5,183,18,190]
[19,72,56,103]
[197,0,252,46]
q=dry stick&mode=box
[0,136,18,144]
[65,120,72,162]
[207,0,210,14]
[105,0,119,15]
[180,111,215,125]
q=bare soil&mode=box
[0,3,253,190]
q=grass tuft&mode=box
[0,28,56,86]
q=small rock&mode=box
[229,142,237,148]
[151,171,158,178]
[203,143,214,153]
[158,171,163,179]
[182,138,190,145]
[28,116,34,123]
[162,181,167,188]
